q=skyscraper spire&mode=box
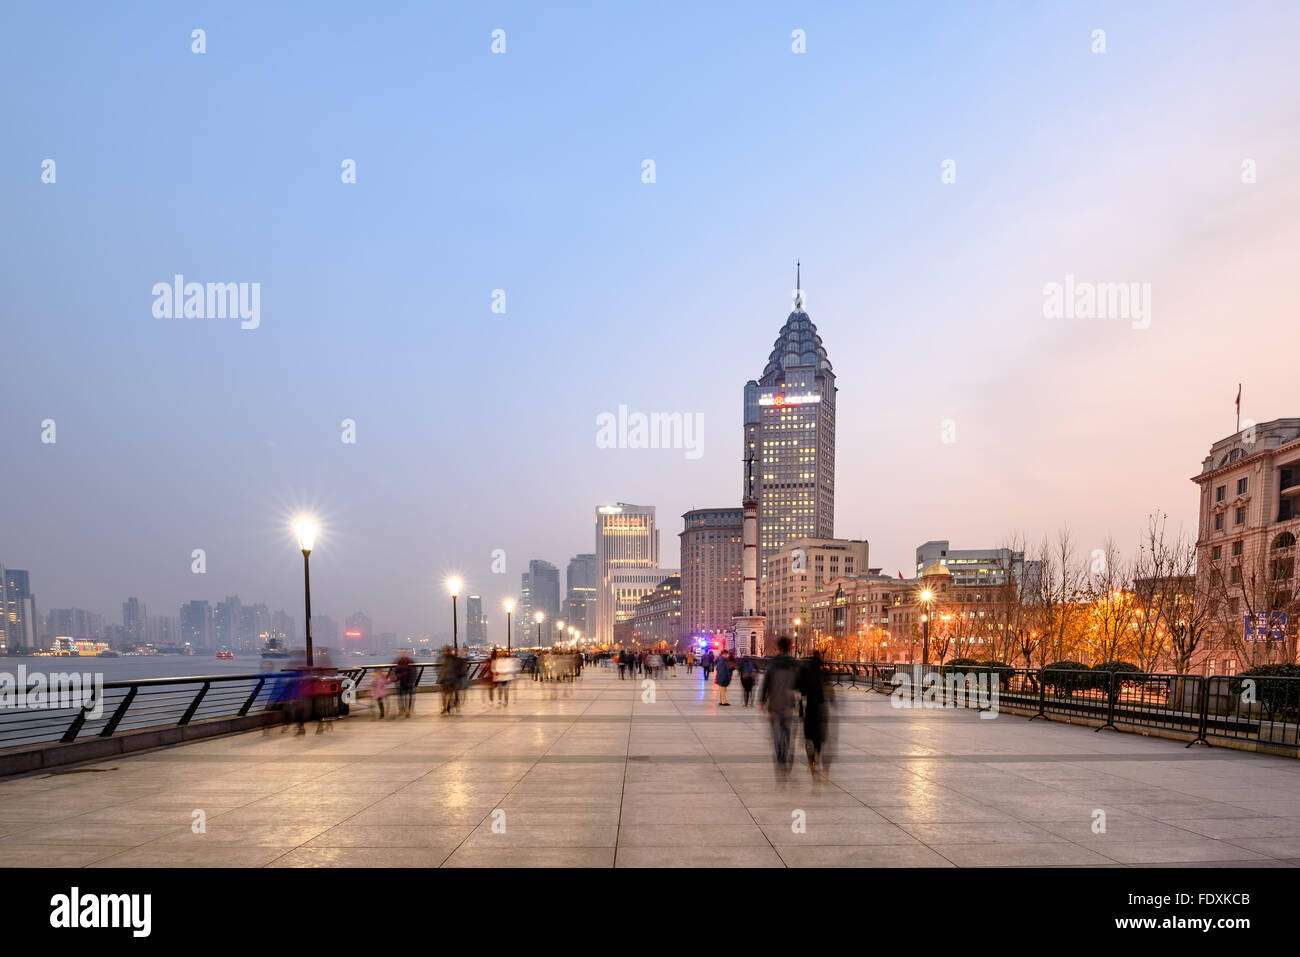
[794,260,804,310]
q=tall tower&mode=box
[732,455,766,655]
[742,262,837,578]
[595,504,660,644]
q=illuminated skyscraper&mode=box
[743,263,836,580]
[595,504,661,643]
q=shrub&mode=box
[1230,664,1300,720]
[1041,660,1097,696]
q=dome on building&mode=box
[921,562,951,579]
[761,309,833,379]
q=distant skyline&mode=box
[3,2,1299,638]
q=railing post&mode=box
[100,686,138,737]
[61,705,90,743]
[238,677,266,716]
[1187,674,1211,748]
[1029,669,1046,720]
[178,682,210,726]
[1096,671,1118,732]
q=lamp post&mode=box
[556,619,565,648]
[296,520,316,666]
[794,618,802,656]
[920,589,933,666]
[535,611,544,649]
[447,577,461,655]
[505,600,514,653]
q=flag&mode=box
[1236,383,1241,414]
[897,570,904,580]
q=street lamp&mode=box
[447,577,461,655]
[794,618,802,656]
[920,588,933,666]
[535,611,544,648]
[504,600,514,653]
[556,619,565,647]
[295,519,316,666]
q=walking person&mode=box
[760,637,800,778]
[494,650,520,706]
[797,650,832,775]
[393,653,416,718]
[686,650,695,675]
[438,646,459,715]
[739,655,758,707]
[370,667,392,719]
[714,650,734,706]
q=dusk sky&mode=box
[3,1,1298,640]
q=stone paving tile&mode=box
[6,670,1300,867]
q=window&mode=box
[1214,514,1224,531]
[1232,540,1244,557]
[1230,567,1242,584]
[1211,545,1222,561]
[1234,507,1246,525]
[1216,485,1226,503]
[1237,477,1249,495]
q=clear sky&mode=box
[3,1,1298,640]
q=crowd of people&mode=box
[283,640,834,779]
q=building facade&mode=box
[630,575,683,649]
[1,568,37,653]
[914,540,1040,590]
[564,553,598,640]
[743,269,836,577]
[528,560,561,626]
[760,538,868,644]
[1194,418,1300,672]
[679,508,743,642]
[466,595,486,647]
[595,503,661,643]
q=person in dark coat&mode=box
[714,651,734,706]
[797,650,832,774]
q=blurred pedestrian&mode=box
[739,655,758,706]
[714,651,734,706]
[370,667,392,719]
[798,650,832,775]
[761,637,799,777]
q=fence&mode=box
[865,662,1300,751]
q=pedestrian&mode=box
[686,650,695,675]
[760,637,800,778]
[482,650,498,706]
[494,650,520,706]
[739,655,757,706]
[393,653,416,718]
[370,667,392,719]
[714,650,734,706]
[798,650,832,774]
[438,646,459,715]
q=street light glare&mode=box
[447,576,462,596]
[535,612,545,623]
[295,519,316,553]
[920,589,933,602]
[504,600,514,613]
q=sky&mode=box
[2,1,1298,641]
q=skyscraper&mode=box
[743,264,836,577]
[679,508,743,641]
[180,600,213,650]
[122,597,147,648]
[528,560,561,630]
[466,595,486,646]
[564,553,598,639]
[595,504,661,643]
[0,568,37,652]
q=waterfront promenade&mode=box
[3,668,1300,868]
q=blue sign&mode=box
[1244,612,1288,642]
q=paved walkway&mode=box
[3,667,1300,867]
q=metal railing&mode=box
[866,662,1300,751]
